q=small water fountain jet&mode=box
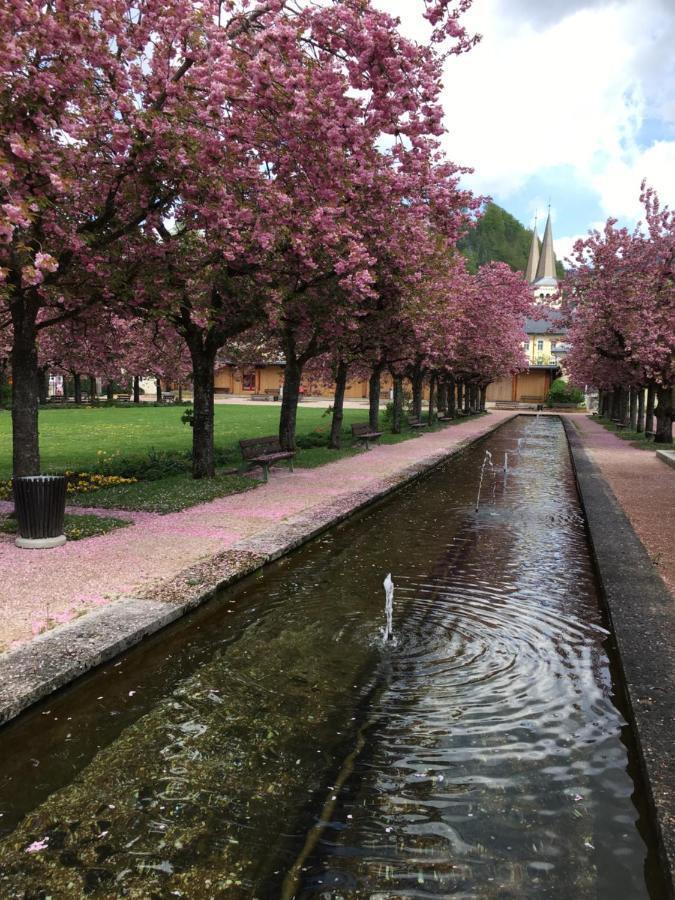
[475,449,493,511]
[382,573,394,642]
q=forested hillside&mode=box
[459,203,565,278]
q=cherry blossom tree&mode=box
[1,0,480,477]
[564,183,674,442]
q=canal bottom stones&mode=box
[0,417,658,898]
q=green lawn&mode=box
[0,405,487,513]
[67,471,258,514]
[0,404,371,479]
[595,415,675,451]
[0,512,131,540]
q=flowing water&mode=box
[0,416,664,899]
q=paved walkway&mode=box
[0,413,513,652]
[2,412,671,656]
[568,415,675,595]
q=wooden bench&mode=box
[116,394,131,402]
[352,422,383,450]
[408,416,426,432]
[644,430,656,440]
[265,388,281,401]
[612,420,627,430]
[239,436,295,483]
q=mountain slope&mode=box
[459,202,565,278]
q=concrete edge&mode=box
[0,414,516,728]
[656,449,675,471]
[562,417,675,898]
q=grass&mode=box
[594,415,675,451]
[0,404,371,478]
[67,471,257,514]
[0,512,131,540]
[0,405,488,512]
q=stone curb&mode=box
[562,417,675,898]
[0,415,515,728]
[656,448,675,471]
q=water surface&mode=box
[0,416,661,898]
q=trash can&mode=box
[13,475,67,549]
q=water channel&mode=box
[0,416,664,898]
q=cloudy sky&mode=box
[381,0,675,265]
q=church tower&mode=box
[524,217,540,283]
[526,208,559,303]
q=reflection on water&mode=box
[0,417,662,898]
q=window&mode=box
[537,340,544,351]
[241,368,256,391]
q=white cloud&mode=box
[381,0,675,227]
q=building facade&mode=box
[487,208,567,404]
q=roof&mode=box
[534,210,558,282]
[525,309,567,334]
[524,223,540,284]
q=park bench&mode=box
[251,394,269,401]
[644,430,656,440]
[116,394,131,402]
[408,416,426,432]
[239,436,295,483]
[437,410,453,422]
[351,422,383,450]
[612,420,627,430]
[265,388,281,401]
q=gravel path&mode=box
[569,415,675,595]
[0,413,513,652]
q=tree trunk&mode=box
[189,344,217,478]
[155,377,162,404]
[437,378,447,414]
[368,363,383,431]
[610,387,620,420]
[447,375,456,417]
[106,381,114,402]
[279,353,303,451]
[329,360,348,449]
[654,384,673,444]
[428,373,437,424]
[629,388,638,431]
[177,382,183,404]
[480,385,488,411]
[73,373,82,405]
[411,364,424,421]
[11,315,41,477]
[392,373,403,434]
[456,381,463,413]
[620,387,629,423]
[38,367,49,405]
[636,387,645,433]
[133,375,140,404]
[89,375,97,402]
[645,383,656,433]
[464,383,472,414]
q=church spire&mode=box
[534,207,557,282]
[524,216,540,284]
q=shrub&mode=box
[93,448,191,481]
[547,378,584,406]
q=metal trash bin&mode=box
[13,475,67,549]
